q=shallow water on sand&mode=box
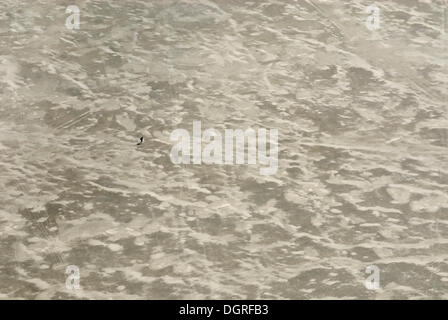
[0,0,447,299]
